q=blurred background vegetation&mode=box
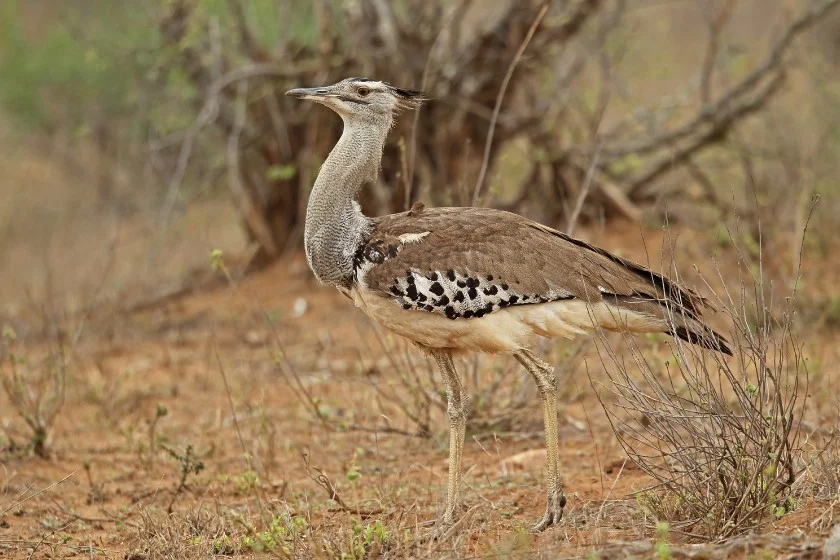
[1,0,839,319]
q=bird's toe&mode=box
[531,492,566,533]
[431,519,455,541]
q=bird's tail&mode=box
[607,296,732,356]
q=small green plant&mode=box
[654,522,671,560]
[346,449,362,482]
[232,470,260,494]
[160,444,204,513]
[241,513,308,554]
[346,464,361,482]
[1,327,15,341]
[213,534,235,555]
[209,249,225,272]
[344,519,389,560]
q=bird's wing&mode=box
[355,206,708,321]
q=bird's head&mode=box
[286,77,427,125]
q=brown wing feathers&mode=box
[528,223,707,316]
[356,207,731,354]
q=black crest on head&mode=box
[387,83,428,109]
[392,86,425,99]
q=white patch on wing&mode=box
[397,231,430,244]
[546,284,575,300]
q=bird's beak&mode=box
[285,87,331,100]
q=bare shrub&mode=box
[793,432,840,532]
[0,326,68,458]
[592,222,812,540]
[807,438,840,499]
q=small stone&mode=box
[292,297,308,318]
[245,331,265,346]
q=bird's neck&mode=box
[304,115,391,286]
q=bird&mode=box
[286,77,731,534]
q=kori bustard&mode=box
[287,78,731,533]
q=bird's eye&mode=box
[358,87,370,97]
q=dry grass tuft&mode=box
[592,218,820,541]
[130,505,243,559]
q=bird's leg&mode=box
[514,349,566,532]
[431,349,469,532]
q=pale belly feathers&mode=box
[349,284,663,354]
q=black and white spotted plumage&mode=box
[387,269,574,320]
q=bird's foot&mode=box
[431,505,482,541]
[431,520,454,541]
[430,511,458,541]
[531,491,566,533]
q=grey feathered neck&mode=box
[304,113,392,286]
